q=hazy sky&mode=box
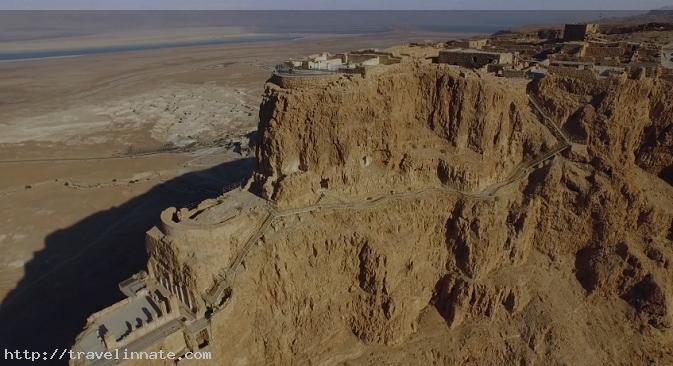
[1,0,671,10]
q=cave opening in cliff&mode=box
[659,165,673,186]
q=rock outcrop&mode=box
[231,67,672,365]
[112,63,673,366]
[252,63,556,207]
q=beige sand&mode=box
[0,30,468,353]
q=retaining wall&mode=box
[269,72,347,89]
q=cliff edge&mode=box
[72,61,673,366]
[252,63,557,208]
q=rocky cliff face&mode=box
[129,65,673,365]
[531,75,673,184]
[203,67,672,365]
[528,75,673,330]
[252,63,556,207]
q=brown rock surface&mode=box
[124,63,673,365]
[252,63,556,207]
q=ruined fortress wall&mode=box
[438,51,510,68]
[158,206,257,242]
[466,39,488,49]
[348,52,401,65]
[361,64,404,78]
[159,208,216,238]
[563,23,598,41]
[662,71,673,82]
[146,201,273,303]
[558,44,584,56]
[148,209,236,301]
[269,73,346,89]
[591,58,624,67]
[437,51,482,67]
[584,45,626,58]
[378,54,402,65]
[548,65,597,81]
[145,227,205,310]
[503,69,528,78]
[349,54,378,64]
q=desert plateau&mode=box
[0,8,673,366]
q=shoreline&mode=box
[0,33,304,61]
[0,30,478,63]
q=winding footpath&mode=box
[204,93,574,309]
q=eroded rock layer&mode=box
[252,64,556,207]
[219,68,672,365]
[121,64,673,366]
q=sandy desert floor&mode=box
[0,29,469,356]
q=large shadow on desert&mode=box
[0,157,254,364]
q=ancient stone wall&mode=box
[548,65,598,81]
[269,73,346,89]
[563,23,598,41]
[438,50,513,68]
[584,45,626,58]
[503,68,528,78]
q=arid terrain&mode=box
[0,28,470,362]
[143,64,671,365]
[67,15,673,366]
[2,9,673,366]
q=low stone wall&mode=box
[503,69,528,78]
[438,50,512,69]
[456,39,488,49]
[159,207,218,238]
[85,293,141,325]
[349,53,401,65]
[584,45,626,58]
[628,64,661,79]
[360,63,407,78]
[548,65,597,81]
[348,53,379,64]
[269,72,346,89]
